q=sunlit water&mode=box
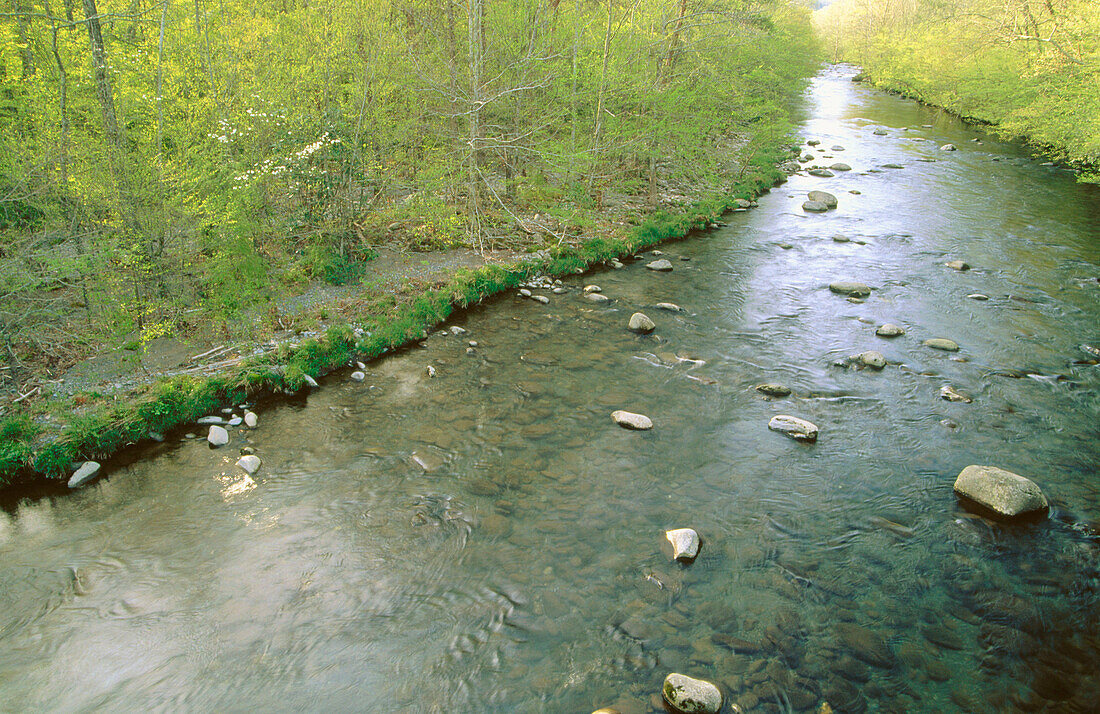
[2,66,1099,713]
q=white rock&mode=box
[303,374,319,388]
[67,461,101,489]
[197,416,225,425]
[553,287,567,294]
[236,455,261,474]
[356,361,367,370]
[628,312,656,334]
[449,325,467,335]
[611,410,653,430]
[953,465,1048,519]
[662,673,722,714]
[583,285,602,294]
[350,371,366,381]
[768,415,819,442]
[939,385,972,403]
[585,293,610,303]
[227,416,243,426]
[244,411,258,428]
[646,259,674,271]
[665,528,700,561]
[532,295,550,304]
[876,323,905,337]
[967,293,990,301]
[207,425,230,447]
[611,260,624,269]
[945,260,970,271]
[924,338,960,352]
[426,365,437,378]
[519,288,532,298]
[654,302,684,312]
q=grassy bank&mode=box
[0,149,791,488]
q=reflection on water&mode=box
[1,66,1098,712]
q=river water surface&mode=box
[2,66,1099,713]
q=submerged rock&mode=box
[756,383,792,397]
[768,415,819,442]
[585,293,610,303]
[612,410,653,430]
[802,200,829,213]
[940,143,957,151]
[924,338,960,352]
[829,281,871,297]
[68,461,102,489]
[939,385,972,403]
[953,465,1048,519]
[647,259,674,272]
[628,312,656,334]
[876,323,905,337]
[882,163,905,169]
[665,528,700,561]
[662,673,722,714]
[873,128,888,136]
[831,163,852,171]
[808,190,838,208]
[945,260,970,271]
[208,425,229,447]
[236,455,261,474]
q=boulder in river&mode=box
[808,168,835,178]
[829,281,871,297]
[768,415,819,442]
[837,623,895,668]
[236,455,261,474]
[662,673,722,714]
[858,351,887,369]
[208,425,229,447]
[756,383,792,397]
[830,163,852,171]
[628,312,656,334]
[67,461,101,489]
[967,293,990,301]
[647,259,674,272]
[802,200,829,213]
[876,323,905,337]
[654,302,683,312]
[612,410,653,430]
[939,385,972,403]
[665,528,700,561]
[945,260,970,271]
[585,293,610,303]
[953,465,1048,519]
[808,190,838,208]
[940,143,957,151]
[583,285,602,294]
[924,338,960,352]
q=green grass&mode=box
[0,149,789,488]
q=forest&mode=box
[814,0,1100,179]
[0,0,819,481]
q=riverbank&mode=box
[0,148,794,489]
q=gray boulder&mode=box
[208,425,230,447]
[808,190,838,208]
[876,323,905,337]
[68,461,102,489]
[646,259,674,272]
[628,313,656,334]
[768,415,819,442]
[830,163,852,171]
[662,673,722,714]
[237,455,261,474]
[802,200,829,213]
[924,338,960,352]
[953,465,1048,519]
[829,281,871,297]
[611,410,653,430]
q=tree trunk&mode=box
[588,1,613,194]
[82,0,122,150]
[467,0,484,249]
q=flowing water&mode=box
[2,66,1099,713]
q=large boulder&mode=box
[808,190,838,208]
[68,461,102,489]
[662,673,722,714]
[953,465,1048,519]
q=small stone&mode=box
[236,455,261,474]
[808,168,835,178]
[858,351,886,369]
[532,295,550,304]
[831,145,845,151]
[197,416,226,425]
[611,410,653,430]
[873,128,888,135]
[584,285,602,294]
[469,341,478,347]
[967,293,990,301]
[611,260,624,269]
[586,293,610,303]
[654,302,684,312]
[832,235,849,243]
[876,323,905,337]
[553,287,567,294]
[939,385,972,403]
[647,259,674,272]
[945,260,970,271]
[227,416,243,427]
[665,528,700,561]
[68,461,102,489]
[882,163,905,169]
[807,139,821,146]
[662,673,722,714]
[148,432,165,442]
[350,371,366,381]
[924,338,960,352]
[830,163,852,171]
[519,288,532,297]
[768,415,819,442]
[802,200,829,213]
[953,465,1048,519]
[829,281,871,297]
[940,143,957,151]
[356,361,367,370]
[755,383,792,397]
[244,411,258,428]
[592,709,621,714]
[207,425,229,447]
[466,347,476,355]
[449,326,467,335]
[849,189,861,194]
[837,623,895,668]
[628,312,656,334]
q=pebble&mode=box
[873,128,888,135]
[236,455,261,474]
[647,259,674,271]
[531,295,550,304]
[67,461,102,489]
[426,365,437,378]
[836,623,895,668]
[611,410,653,430]
[227,416,243,426]
[849,189,861,194]
[519,288,532,297]
[768,415,819,442]
[941,143,957,151]
[197,416,226,425]
[882,163,905,169]
[945,260,970,271]
[449,325,467,335]
[939,385,972,403]
[654,302,684,312]
[831,145,845,151]
[244,411,258,428]
[628,313,656,334]
[207,425,229,447]
[665,528,701,561]
[662,673,722,714]
[755,383,792,397]
[832,235,849,243]
[586,293,610,303]
[967,293,990,300]
[552,287,567,294]
[924,338,960,352]
[350,371,366,381]
[807,139,820,146]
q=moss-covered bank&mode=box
[0,151,791,489]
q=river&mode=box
[2,65,1098,713]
